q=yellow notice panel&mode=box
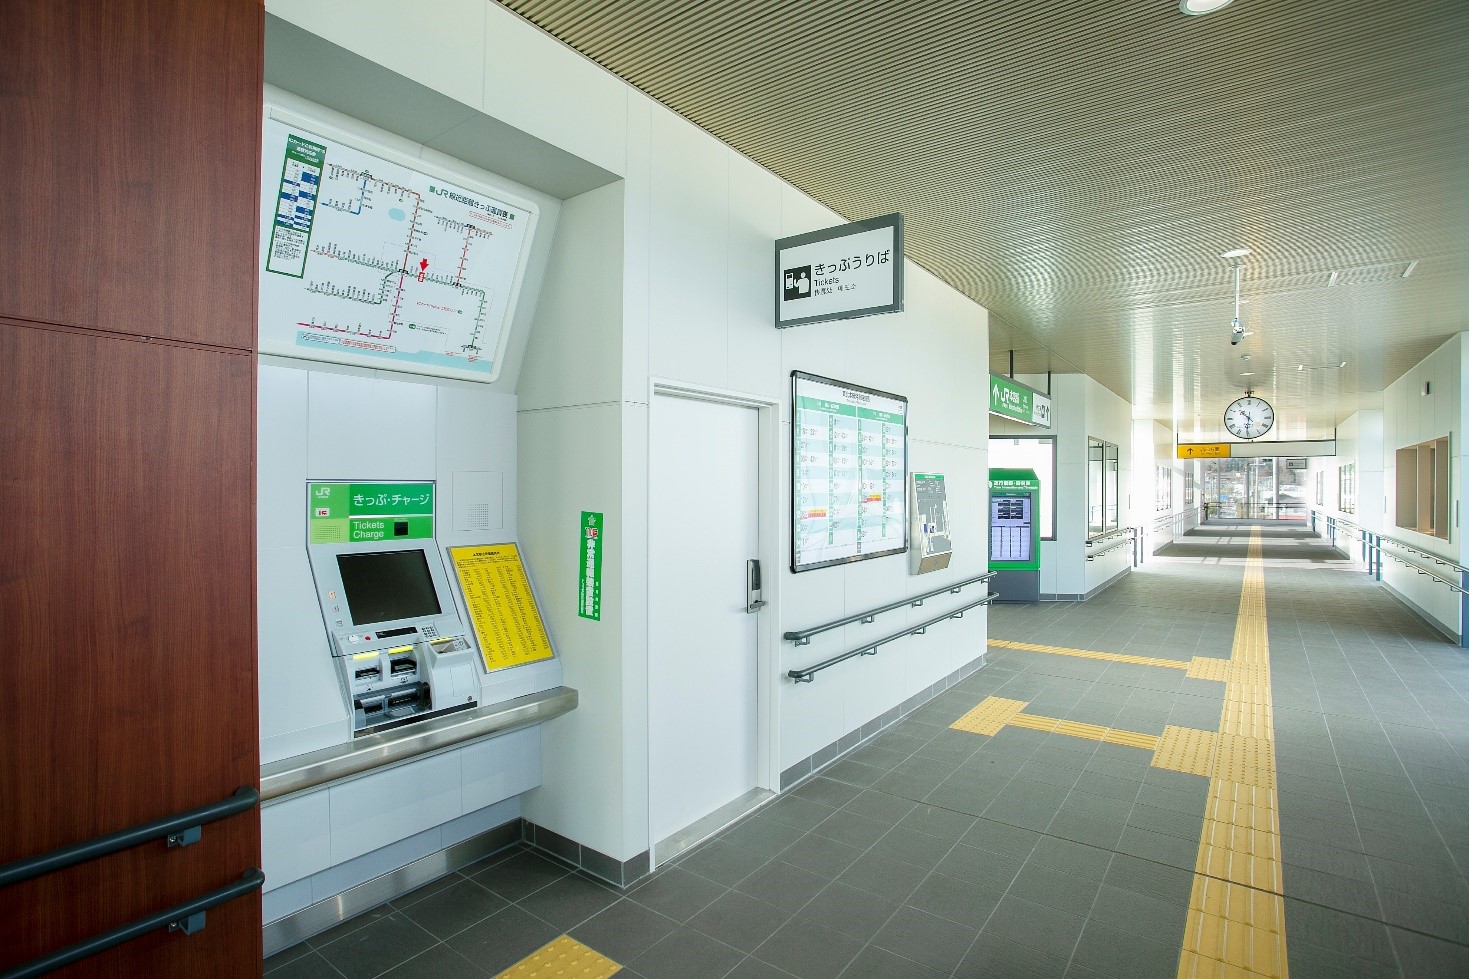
[450,544,555,673]
[1178,443,1232,459]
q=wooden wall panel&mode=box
[0,323,262,973]
[0,0,263,349]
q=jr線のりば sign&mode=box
[775,214,903,328]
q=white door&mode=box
[649,394,761,846]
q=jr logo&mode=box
[315,486,332,498]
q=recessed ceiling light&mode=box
[1182,0,1236,13]
[1240,372,1255,376]
[1403,261,1418,278]
[1220,247,1251,258]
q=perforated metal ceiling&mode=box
[501,0,1469,438]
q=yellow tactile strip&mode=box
[965,528,1289,976]
[496,936,621,978]
[989,638,1190,671]
[1176,527,1289,978]
[950,696,1028,735]
[951,697,1161,751]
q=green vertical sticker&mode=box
[578,511,603,621]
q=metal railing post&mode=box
[1461,569,1469,648]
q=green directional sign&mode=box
[989,375,1052,428]
[308,482,435,543]
[578,511,604,621]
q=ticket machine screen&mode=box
[337,549,442,625]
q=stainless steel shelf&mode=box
[260,686,578,802]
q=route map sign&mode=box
[792,371,908,572]
[259,110,539,383]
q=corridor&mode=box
[267,524,1469,978]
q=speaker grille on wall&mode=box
[454,471,503,533]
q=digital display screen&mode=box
[990,494,1033,563]
[337,549,442,626]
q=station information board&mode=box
[988,468,1041,571]
[792,371,908,572]
[449,544,555,673]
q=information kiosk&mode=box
[988,468,1041,602]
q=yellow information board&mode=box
[449,544,555,673]
[1177,442,1231,459]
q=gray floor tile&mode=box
[736,859,829,912]
[396,876,507,940]
[1009,861,1104,918]
[517,871,620,931]
[836,849,930,900]
[1069,920,1177,979]
[265,949,346,979]
[775,832,865,879]
[445,906,558,975]
[569,898,680,963]
[872,906,980,975]
[980,893,1086,961]
[315,912,436,979]
[677,838,773,887]
[630,926,745,979]
[838,945,947,979]
[629,865,729,922]
[752,919,865,979]
[798,880,902,939]
[907,870,1006,930]
[376,943,491,979]
[469,849,570,902]
[688,889,792,952]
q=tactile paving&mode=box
[989,638,1189,670]
[1153,725,1217,778]
[496,936,622,979]
[949,696,1028,736]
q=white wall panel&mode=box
[261,790,332,890]
[329,750,462,864]
[462,728,540,812]
[725,156,785,400]
[259,363,310,551]
[258,547,347,763]
[306,371,437,480]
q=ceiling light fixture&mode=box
[1181,0,1235,13]
[1229,260,1247,346]
[1403,260,1419,278]
[1240,371,1255,376]
[1220,247,1251,259]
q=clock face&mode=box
[1224,396,1274,439]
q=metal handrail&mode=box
[783,572,995,646]
[1086,533,1134,561]
[1379,550,1469,595]
[1375,533,1469,575]
[1085,527,1131,545]
[1,868,265,979]
[788,593,997,683]
[0,787,258,889]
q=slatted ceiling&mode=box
[500,0,1469,437]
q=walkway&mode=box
[266,523,1469,978]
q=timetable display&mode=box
[990,495,1033,563]
[792,371,908,572]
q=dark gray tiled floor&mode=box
[268,523,1469,976]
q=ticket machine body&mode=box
[307,542,479,735]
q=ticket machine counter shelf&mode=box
[260,685,578,802]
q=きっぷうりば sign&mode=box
[775,214,904,328]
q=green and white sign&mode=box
[989,375,1052,428]
[308,482,435,544]
[578,511,603,621]
[988,468,1041,571]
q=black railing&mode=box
[2,869,265,979]
[782,572,995,646]
[787,593,998,683]
[0,787,259,889]
[1203,502,1308,520]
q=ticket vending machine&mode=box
[988,467,1041,602]
[304,481,480,735]
[308,541,480,734]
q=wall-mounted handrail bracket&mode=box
[169,912,206,936]
[166,826,202,849]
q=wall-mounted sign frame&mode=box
[308,481,435,544]
[988,469,1041,572]
[775,213,903,328]
[988,375,1052,428]
[792,371,908,572]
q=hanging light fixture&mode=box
[1229,260,1246,346]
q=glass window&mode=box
[1088,438,1105,537]
[1340,463,1356,514]
[990,436,1056,539]
[1156,465,1172,512]
[1105,442,1120,532]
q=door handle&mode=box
[745,559,766,613]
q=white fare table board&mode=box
[793,374,907,571]
[259,113,538,383]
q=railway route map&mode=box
[259,113,537,382]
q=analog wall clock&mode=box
[1224,394,1274,440]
